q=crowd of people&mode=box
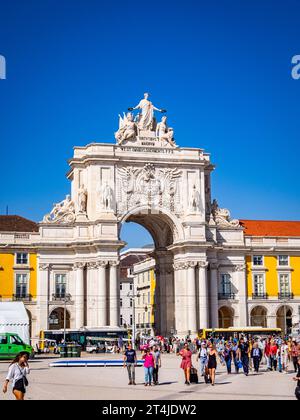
[123,334,300,399]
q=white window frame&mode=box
[219,273,232,295]
[14,272,29,297]
[252,255,264,267]
[252,273,266,296]
[278,273,291,295]
[51,270,69,298]
[15,252,29,266]
[278,255,289,267]
[54,273,67,298]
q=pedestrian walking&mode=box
[142,348,155,386]
[123,343,137,385]
[196,341,208,377]
[293,356,300,400]
[152,345,161,385]
[270,341,278,371]
[232,339,240,373]
[237,337,250,376]
[223,342,233,374]
[178,342,193,385]
[265,337,272,371]
[2,352,30,400]
[251,342,262,373]
[291,340,299,373]
[207,343,217,386]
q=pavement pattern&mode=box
[0,352,297,400]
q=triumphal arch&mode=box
[38,94,247,338]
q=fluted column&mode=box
[235,264,248,326]
[86,262,98,327]
[173,262,187,338]
[37,264,50,331]
[74,262,85,329]
[109,261,119,327]
[187,262,197,335]
[198,261,209,329]
[97,261,108,327]
[210,263,219,328]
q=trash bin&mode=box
[59,345,67,358]
[66,345,73,358]
[71,345,78,358]
[76,345,82,358]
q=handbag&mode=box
[18,365,29,387]
[237,360,243,369]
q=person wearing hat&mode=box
[196,341,208,377]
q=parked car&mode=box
[86,340,106,353]
[0,332,34,360]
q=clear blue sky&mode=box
[0,0,300,248]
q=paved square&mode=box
[0,353,296,400]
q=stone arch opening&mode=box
[276,306,293,335]
[250,306,268,327]
[119,207,179,336]
[218,306,234,328]
[26,309,32,339]
[49,308,70,330]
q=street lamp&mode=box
[127,289,140,350]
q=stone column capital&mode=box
[39,264,51,271]
[210,262,220,270]
[96,260,108,269]
[73,262,86,270]
[186,261,198,269]
[87,262,98,269]
[109,261,119,268]
[198,261,209,269]
[234,264,246,272]
[173,261,187,271]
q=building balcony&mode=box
[13,294,33,302]
[51,293,72,303]
[218,293,236,300]
[278,292,294,300]
[252,293,268,300]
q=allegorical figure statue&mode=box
[115,112,137,144]
[156,116,176,147]
[129,93,166,131]
[189,185,201,212]
[78,185,88,213]
[43,195,76,224]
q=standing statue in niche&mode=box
[100,182,113,211]
[189,185,201,212]
[128,93,166,131]
[78,185,88,213]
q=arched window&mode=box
[218,306,234,328]
[250,306,267,327]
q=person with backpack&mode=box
[2,352,30,400]
[237,337,250,376]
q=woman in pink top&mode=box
[178,342,193,385]
[142,348,155,386]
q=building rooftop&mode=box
[240,220,300,237]
[0,215,39,233]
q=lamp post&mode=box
[128,289,140,350]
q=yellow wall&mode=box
[0,253,14,299]
[290,256,300,296]
[247,254,300,297]
[150,268,156,324]
[0,252,37,299]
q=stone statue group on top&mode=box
[115,93,177,147]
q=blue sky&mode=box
[0,0,300,248]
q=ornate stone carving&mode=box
[198,261,209,269]
[87,262,98,270]
[73,262,86,270]
[39,264,51,271]
[43,195,76,224]
[173,262,188,271]
[211,199,240,228]
[234,264,246,272]
[117,164,182,215]
[186,261,198,269]
[96,261,108,268]
[109,261,119,267]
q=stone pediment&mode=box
[119,130,177,149]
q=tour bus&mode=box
[199,327,282,341]
[38,327,128,352]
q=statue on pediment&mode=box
[128,93,166,131]
[156,116,176,146]
[211,199,240,228]
[115,112,137,144]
